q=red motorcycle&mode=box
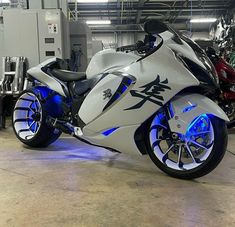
[205,47,235,128]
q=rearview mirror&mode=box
[144,19,168,35]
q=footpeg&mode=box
[74,127,83,137]
[47,117,74,135]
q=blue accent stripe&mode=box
[183,104,197,113]
[121,85,128,93]
[102,127,119,136]
[169,103,174,117]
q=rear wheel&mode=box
[148,111,227,179]
[13,90,61,148]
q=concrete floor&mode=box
[0,127,235,227]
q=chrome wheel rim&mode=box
[13,92,42,140]
[149,113,214,171]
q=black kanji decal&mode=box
[125,75,171,110]
[103,89,112,100]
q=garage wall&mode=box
[92,32,137,49]
[0,24,4,76]
[92,33,117,48]
[191,32,210,40]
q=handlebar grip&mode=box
[137,45,149,52]
[116,44,137,52]
[116,42,152,53]
[136,43,153,54]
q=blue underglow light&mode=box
[34,86,50,99]
[53,94,63,104]
[183,104,197,113]
[102,127,119,136]
[33,86,64,117]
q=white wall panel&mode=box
[191,32,210,40]
[0,24,4,74]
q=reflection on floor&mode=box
[0,127,235,227]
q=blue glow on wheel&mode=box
[186,114,210,138]
[13,92,42,140]
[149,112,214,171]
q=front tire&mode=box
[13,90,62,148]
[147,112,228,179]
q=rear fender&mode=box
[27,58,68,97]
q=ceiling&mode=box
[0,0,234,32]
[68,0,235,32]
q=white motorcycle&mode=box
[13,20,229,179]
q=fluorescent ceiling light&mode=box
[190,18,217,23]
[0,0,10,3]
[86,20,111,25]
[77,0,108,3]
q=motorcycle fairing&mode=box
[78,73,135,124]
[86,49,140,78]
[80,44,200,137]
[80,93,229,155]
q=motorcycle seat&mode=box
[51,69,86,82]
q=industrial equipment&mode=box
[0,0,101,129]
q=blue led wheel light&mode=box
[149,111,214,171]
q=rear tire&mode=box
[13,89,62,148]
[147,113,228,179]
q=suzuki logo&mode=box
[103,89,112,100]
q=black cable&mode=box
[227,150,235,156]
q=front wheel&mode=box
[147,112,228,179]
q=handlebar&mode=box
[116,44,138,52]
[116,41,152,54]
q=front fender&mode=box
[168,93,229,135]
